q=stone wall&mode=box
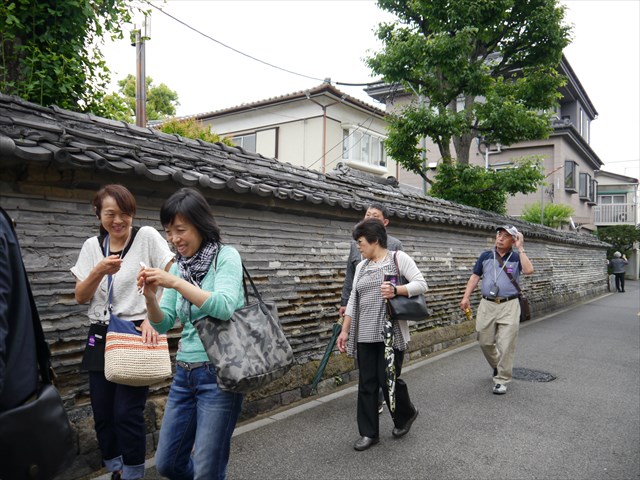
[0,165,608,479]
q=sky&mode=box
[102,0,640,179]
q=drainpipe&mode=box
[305,89,341,174]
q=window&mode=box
[599,195,626,205]
[579,172,591,199]
[565,160,577,192]
[342,127,386,168]
[579,108,584,135]
[590,178,597,203]
[232,133,256,152]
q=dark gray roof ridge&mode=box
[0,94,606,247]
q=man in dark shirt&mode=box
[0,206,38,412]
[460,225,534,395]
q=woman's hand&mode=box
[138,267,176,298]
[98,254,123,276]
[337,330,348,353]
[381,281,396,300]
[139,319,160,345]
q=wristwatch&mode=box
[392,285,397,296]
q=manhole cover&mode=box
[512,368,556,382]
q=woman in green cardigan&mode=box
[139,187,244,480]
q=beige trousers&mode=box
[476,298,520,384]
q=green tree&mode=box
[116,74,179,122]
[521,203,574,228]
[596,225,640,259]
[367,0,571,174]
[156,118,234,147]
[0,1,141,115]
[429,158,544,214]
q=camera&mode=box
[489,285,500,297]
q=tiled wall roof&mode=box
[0,94,605,247]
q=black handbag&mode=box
[193,261,295,394]
[0,246,75,480]
[387,252,430,321]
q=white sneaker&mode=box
[493,384,507,395]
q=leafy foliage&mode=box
[521,203,574,228]
[368,0,571,168]
[0,0,141,114]
[111,74,179,122]
[156,118,234,147]
[428,158,545,214]
[596,225,640,258]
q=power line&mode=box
[144,1,375,87]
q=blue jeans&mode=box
[155,363,243,480]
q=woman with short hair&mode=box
[72,184,174,480]
[337,218,428,451]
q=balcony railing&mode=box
[593,203,637,226]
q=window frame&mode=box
[342,125,387,173]
[564,160,578,192]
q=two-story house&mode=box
[365,55,605,232]
[190,82,400,179]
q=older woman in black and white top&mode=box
[337,218,428,451]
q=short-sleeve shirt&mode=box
[473,249,522,298]
[71,226,174,322]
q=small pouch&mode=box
[80,322,108,371]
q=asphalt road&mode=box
[101,280,640,480]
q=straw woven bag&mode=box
[104,314,172,387]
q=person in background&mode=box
[71,185,174,480]
[337,219,427,451]
[339,203,403,414]
[138,188,245,480]
[609,251,628,293]
[459,225,534,395]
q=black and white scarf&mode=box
[177,240,219,321]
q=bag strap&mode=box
[213,245,267,314]
[1,209,53,385]
[495,251,522,294]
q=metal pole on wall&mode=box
[134,28,146,127]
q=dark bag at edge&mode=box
[0,383,76,480]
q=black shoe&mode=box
[493,367,498,377]
[111,473,121,480]
[392,408,419,438]
[353,436,379,451]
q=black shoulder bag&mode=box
[387,252,430,321]
[495,253,531,322]
[0,234,76,479]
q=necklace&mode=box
[371,250,388,263]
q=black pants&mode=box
[89,372,149,468]
[356,342,415,438]
[614,272,625,292]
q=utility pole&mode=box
[131,16,150,127]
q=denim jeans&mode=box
[89,372,148,480]
[155,363,243,480]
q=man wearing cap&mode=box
[460,225,534,395]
